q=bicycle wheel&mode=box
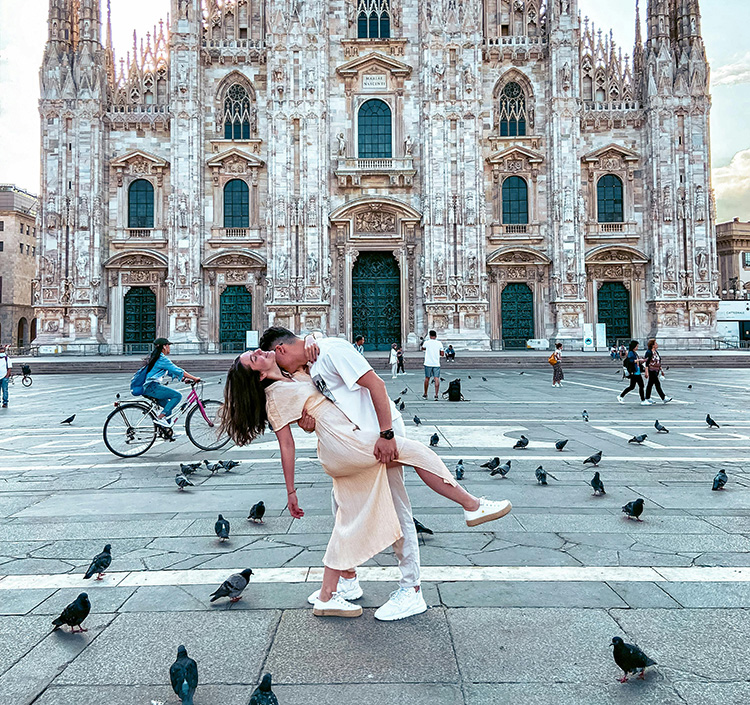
[185,399,230,451]
[22,376,32,387]
[103,403,157,458]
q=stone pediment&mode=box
[336,52,412,79]
[103,250,169,269]
[487,146,545,166]
[582,143,640,164]
[585,245,649,264]
[111,150,169,170]
[202,249,267,268]
[207,147,265,171]
[487,246,551,266]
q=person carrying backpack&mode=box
[617,340,649,405]
[644,338,672,404]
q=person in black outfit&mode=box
[396,345,405,374]
[617,340,649,405]
[644,338,672,404]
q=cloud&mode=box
[713,53,750,86]
[714,149,750,223]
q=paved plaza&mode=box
[2,362,750,703]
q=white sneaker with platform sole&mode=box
[374,586,427,622]
[312,592,363,617]
[308,575,363,605]
[464,498,512,527]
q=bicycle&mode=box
[8,368,32,387]
[102,380,230,458]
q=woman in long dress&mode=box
[220,349,511,617]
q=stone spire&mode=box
[47,0,73,45]
[633,0,644,97]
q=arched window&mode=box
[597,174,624,223]
[502,176,529,225]
[128,180,154,229]
[499,82,527,137]
[357,0,391,38]
[223,84,252,140]
[223,179,249,228]
[358,99,392,158]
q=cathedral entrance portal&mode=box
[123,287,157,353]
[351,252,401,351]
[597,281,631,346]
[501,283,534,349]
[220,285,253,352]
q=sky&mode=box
[0,0,748,221]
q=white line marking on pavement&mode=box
[593,427,665,448]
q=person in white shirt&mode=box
[388,343,398,379]
[421,330,444,400]
[0,345,10,408]
[353,335,365,355]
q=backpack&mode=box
[21,364,31,376]
[130,365,149,396]
[446,379,463,402]
[547,353,557,366]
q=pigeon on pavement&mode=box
[611,636,657,682]
[180,462,201,476]
[249,673,279,705]
[215,514,230,542]
[584,450,603,466]
[218,459,240,471]
[413,415,422,426]
[83,544,112,580]
[513,435,529,450]
[52,592,90,633]
[393,397,401,405]
[706,414,720,428]
[582,410,589,422]
[628,434,648,444]
[399,402,405,411]
[413,518,433,535]
[455,460,464,480]
[622,498,645,521]
[713,469,728,491]
[170,645,198,705]
[555,439,569,451]
[480,457,500,471]
[654,420,669,433]
[491,460,511,477]
[535,466,548,485]
[400,387,408,396]
[430,433,439,447]
[60,414,76,425]
[482,377,488,382]
[209,568,254,603]
[175,473,194,491]
[591,472,606,496]
[687,384,692,390]
[204,460,222,474]
[248,501,266,523]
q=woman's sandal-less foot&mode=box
[313,592,363,617]
[464,498,512,527]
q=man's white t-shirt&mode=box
[422,338,444,367]
[309,337,402,434]
[0,354,11,376]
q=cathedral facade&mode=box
[36,0,718,351]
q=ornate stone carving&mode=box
[354,210,396,233]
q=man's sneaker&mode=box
[640,400,652,406]
[465,498,512,527]
[312,592,363,618]
[616,395,625,404]
[663,397,673,404]
[374,586,427,622]
[1,403,7,408]
[308,575,363,605]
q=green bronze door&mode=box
[123,286,156,353]
[352,252,401,351]
[597,281,631,346]
[501,282,534,349]
[220,285,253,352]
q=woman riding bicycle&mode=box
[143,338,201,428]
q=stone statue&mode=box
[404,134,414,156]
[79,195,90,229]
[468,254,477,282]
[337,132,347,156]
[695,186,705,222]
[178,194,189,228]
[695,248,708,277]
[308,252,318,283]
[664,249,676,280]
[663,186,673,222]
[560,62,571,90]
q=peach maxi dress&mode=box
[265,372,458,571]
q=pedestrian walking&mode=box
[353,335,365,355]
[388,343,398,379]
[445,345,456,362]
[421,330,444,400]
[550,342,564,387]
[396,345,405,374]
[644,339,672,404]
[617,340,649,405]
[0,344,11,408]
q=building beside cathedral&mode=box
[36,0,718,351]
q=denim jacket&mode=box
[144,354,184,386]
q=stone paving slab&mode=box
[652,581,750,608]
[465,683,685,705]
[437,581,627,608]
[605,582,683,609]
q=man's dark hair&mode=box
[355,335,365,343]
[429,330,437,338]
[259,327,298,351]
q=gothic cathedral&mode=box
[36,0,717,351]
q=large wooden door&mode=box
[123,286,156,353]
[352,252,401,351]
[597,281,631,345]
[220,285,253,352]
[501,282,534,349]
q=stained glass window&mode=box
[357,0,390,38]
[223,84,252,140]
[499,82,527,137]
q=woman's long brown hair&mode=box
[219,356,270,446]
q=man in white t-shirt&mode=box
[421,330,444,400]
[0,345,10,408]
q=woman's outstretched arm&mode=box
[275,424,304,518]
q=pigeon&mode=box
[712,469,728,491]
[175,473,194,491]
[430,433,439,447]
[209,568,253,603]
[491,460,511,477]
[413,415,422,426]
[518,372,524,375]
[611,636,657,682]
[555,439,569,451]
[455,459,464,480]
[482,376,488,382]
[218,459,240,471]
[248,501,266,523]
[52,592,90,633]
[628,434,648,444]
[204,460,222,474]
[535,466,548,485]
[249,673,279,705]
[60,414,76,425]
[170,645,198,705]
[468,375,472,379]
[83,544,112,580]
[583,450,602,466]
[654,420,669,434]
[180,462,201,476]
[440,377,445,382]
[215,514,230,541]
[513,435,529,450]
[687,384,692,390]
[622,498,645,521]
[591,472,606,496]
[399,402,405,411]
[706,414,720,429]
[582,410,589,422]
[480,457,500,471]
[393,396,401,405]
[413,518,433,535]
[400,387,408,395]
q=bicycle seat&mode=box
[143,395,161,404]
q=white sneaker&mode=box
[308,576,363,605]
[464,498,512,527]
[616,395,625,404]
[312,592,363,618]
[663,397,673,404]
[153,416,172,428]
[640,400,652,406]
[374,586,427,622]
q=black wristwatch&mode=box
[379,429,395,440]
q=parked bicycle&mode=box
[9,364,33,387]
[102,380,229,457]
